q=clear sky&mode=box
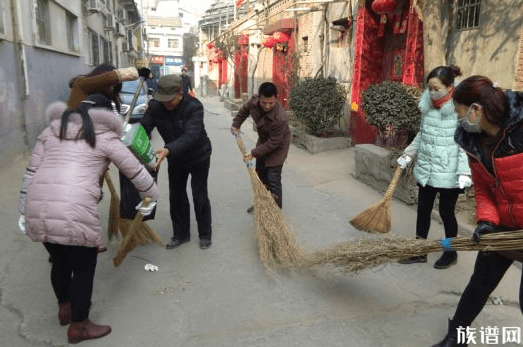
[178,0,216,13]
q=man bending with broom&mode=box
[231,82,291,212]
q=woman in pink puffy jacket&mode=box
[17,93,158,344]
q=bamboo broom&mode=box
[233,131,303,269]
[349,167,403,233]
[113,197,164,267]
[104,171,120,240]
[286,231,523,273]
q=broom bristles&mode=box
[285,231,523,274]
[349,167,403,233]
[349,197,392,233]
[236,133,303,270]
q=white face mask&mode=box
[458,104,482,133]
[429,89,448,100]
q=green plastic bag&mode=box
[121,123,156,170]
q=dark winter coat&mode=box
[232,95,291,167]
[455,90,523,261]
[140,96,212,167]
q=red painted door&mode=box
[272,33,294,108]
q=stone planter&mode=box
[354,143,418,205]
[290,126,351,154]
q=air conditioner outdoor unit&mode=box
[105,14,116,30]
[117,22,125,37]
[86,0,100,12]
[118,9,127,21]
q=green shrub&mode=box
[289,77,346,136]
[361,81,422,134]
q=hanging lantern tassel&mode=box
[378,14,387,37]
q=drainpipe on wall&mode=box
[11,0,30,145]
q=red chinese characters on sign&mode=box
[236,0,245,7]
[150,56,164,64]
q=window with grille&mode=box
[36,0,51,44]
[168,39,179,48]
[101,36,111,64]
[149,38,160,47]
[302,36,308,52]
[456,0,481,30]
[66,11,78,52]
[88,29,100,66]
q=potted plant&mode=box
[361,81,421,149]
[289,77,346,137]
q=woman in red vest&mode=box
[432,75,523,347]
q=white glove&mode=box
[18,214,26,235]
[397,154,412,169]
[144,263,159,272]
[135,200,157,217]
[459,175,472,189]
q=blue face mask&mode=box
[458,104,482,133]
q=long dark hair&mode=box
[59,94,112,148]
[453,75,508,126]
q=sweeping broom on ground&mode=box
[113,197,164,267]
[285,231,523,273]
[349,166,403,233]
[233,131,303,269]
[104,171,120,240]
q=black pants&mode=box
[43,242,98,322]
[416,184,461,240]
[168,156,212,241]
[453,251,523,325]
[255,157,283,208]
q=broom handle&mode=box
[383,167,403,199]
[233,131,248,156]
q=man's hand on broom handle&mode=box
[243,152,253,162]
[154,148,170,171]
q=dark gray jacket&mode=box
[140,96,211,167]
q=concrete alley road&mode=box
[0,96,522,347]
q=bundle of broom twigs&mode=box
[349,167,404,233]
[233,131,303,269]
[113,197,164,267]
[282,231,523,273]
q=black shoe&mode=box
[246,206,254,214]
[434,251,457,269]
[166,238,190,250]
[398,254,427,264]
[200,238,212,249]
[431,319,468,347]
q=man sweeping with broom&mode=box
[231,82,291,212]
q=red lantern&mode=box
[371,0,398,14]
[262,36,275,48]
[206,42,214,50]
[273,31,290,44]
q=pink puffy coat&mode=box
[18,101,159,247]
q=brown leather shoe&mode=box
[67,319,112,344]
[58,302,72,326]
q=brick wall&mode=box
[297,12,316,78]
[515,26,523,90]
